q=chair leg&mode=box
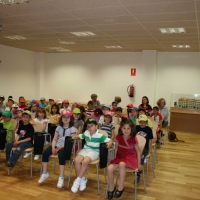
[146,159,149,186]
[30,151,33,179]
[96,163,100,195]
[152,154,156,178]
[154,145,158,163]
[53,158,56,173]
[142,168,147,194]
[67,160,74,188]
[134,172,137,200]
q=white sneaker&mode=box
[38,173,49,184]
[71,178,81,193]
[79,177,88,191]
[23,152,31,158]
[57,177,64,188]
[34,155,40,160]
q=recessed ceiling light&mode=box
[172,45,190,48]
[59,41,76,44]
[49,47,71,52]
[159,28,186,34]
[104,46,122,49]
[70,31,96,37]
[4,35,26,40]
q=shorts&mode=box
[78,148,99,161]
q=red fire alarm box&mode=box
[131,68,136,76]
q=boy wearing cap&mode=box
[135,114,153,184]
[2,110,34,170]
[115,107,127,124]
[39,97,47,108]
[5,98,14,111]
[19,97,27,109]
[0,95,6,109]
[45,99,54,113]
[136,108,153,128]
[99,104,112,124]
[1,111,14,142]
[130,107,139,124]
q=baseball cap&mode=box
[138,114,148,122]
[94,107,103,115]
[131,107,138,111]
[57,100,62,104]
[61,110,72,117]
[104,111,113,117]
[17,108,23,112]
[63,99,69,103]
[126,103,133,108]
[40,97,45,101]
[0,95,5,100]
[2,110,12,117]
[19,97,26,103]
[12,104,19,108]
[8,98,14,103]
[32,100,39,107]
[73,108,81,114]
[101,104,111,110]
[22,110,32,116]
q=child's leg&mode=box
[74,154,84,175]
[77,156,91,178]
[118,162,126,190]
[5,142,14,161]
[107,164,119,191]
[58,148,65,176]
[41,146,53,173]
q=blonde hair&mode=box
[91,94,97,99]
[114,96,121,103]
[157,98,166,107]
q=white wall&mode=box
[0,44,36,102]
[156,52,200,108]
[44,52,145,107]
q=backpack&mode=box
[168,131,185,142]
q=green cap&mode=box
[73,108,81,114]
[2,110,12,117]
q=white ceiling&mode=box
[0,0,200,52]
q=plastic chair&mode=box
[105,135,147,200]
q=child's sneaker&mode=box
[38,173,49,184]
[57,176,64,188]
[23,152,31,158]
[34,155,40,160]
[71,177,81,193]
[79,176,88,191]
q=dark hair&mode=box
[79,106,86,122]
[141,96,149,106]
[50,104,59,114]
[118,119,136,138]
[36,107,47,119]
[116,107,123,112]
[58,116,74,128]
[87,101,93,106]
[153,106,159,111]
[112,101,117,106]
[85,118,97,126]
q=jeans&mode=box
[137,148,148,176]
[6,141,33,165]
[42,146,66,165]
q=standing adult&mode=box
[90,94,100,108]
[138,96,152,115]
[157,98,168,128]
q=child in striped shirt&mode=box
[71,118,112,193]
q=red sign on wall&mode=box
[131,68,136,76]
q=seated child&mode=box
[71,118,112,193]
[45,98,54,113]
[48,104,60,125]
[130,107,138,124]
[115,107,127,124]
[72,108,84,134]
[150,106,163,141]
[99,104,111,124]
[85,101,94,117]
[126,103,133,119]
[5,98,14,111]
[107,119,142,199]
[15,108,23,133]
[11,104,19,119]
[18,97,27,109]
[1,111,14,142]
[0,95,6,109]
[135,115,153,183]
[136,108,153,128]
[60,99,71,113]
[99,111,115,147]
[110,101,118,114]
[2,110,34,170]
[0,100,5,118]
[38,110,76,188]
[91,107,103,123]
[30,100,39,117]
[39,97,47,108]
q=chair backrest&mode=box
[11,119,17,130]
[136,134,146,155]
[114,124,120,137]
[152,120,158,140]
[33,122,44,132]
[113,117,118,125]
[98,129,108,137]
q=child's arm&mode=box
[42,121,47,132]
[148,139,152,154]
[52,131,59,154]
[114,141,118,158]
[135,144,142,171]
[107,129,115,148]
[13,137,31,146]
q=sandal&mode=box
[114,188,124,198]
[107,187,116,200]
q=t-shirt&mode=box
[150,113,163,125]
[1,120,13,142]
[48,114,60,125]
[135,125,153,150]
[74,120,84,129]
[79,130,110,152]
[86,109,94,116]
[34,118,49,132]
[99,123,115,138]
[17,122,34,144]
[55,125,76,147]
